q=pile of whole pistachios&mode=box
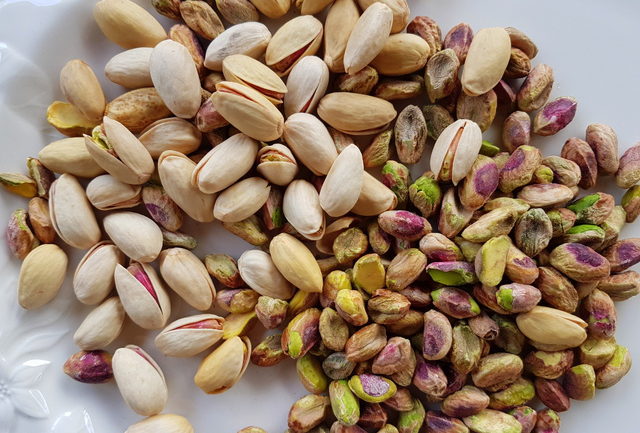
[3,0,640,432]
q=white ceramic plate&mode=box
[0,0,639,432]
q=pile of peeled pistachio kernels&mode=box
[2,0,640,432]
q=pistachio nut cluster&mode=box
[1,0,639,432]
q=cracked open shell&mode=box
[192,133,259,194]
[114,261,172,330]
[194,336,251,394]
[204,22,272,71]
[256,143,299,186]
[284,179,326,240]
[223,54,288,105]
[86,174,141,210]
[265,15,323,76]
[49,173,102,249]
[211,81,284,142]
[158,150,216,223]
[84,116,154,185]
[430,118,483,185]
[284,56,329,117]
[155,314,224,357]
[318,92,397,135]
[138,117,202,158]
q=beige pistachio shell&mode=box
[85,117,154,185]
[59,59,106,123]
[298,0,334,14]
[370,33,430,76]
[283,179,326,240]
[138,117,202,158]
[112,345,167,416]
[319,144,364,217]
[283,113,338,175]
[194,336,251,394]
[38,137,105,178]
[49,173,102,249]
[351,171,398,216]
[159,248,216,311]
[237,249,295,299]
[211,81,284,142]
[250,0,290,18]
[213,177,271,223]
[461,27,512,96]
[516,306,588,349]
[204,22,271,71]
[343,2,393,74]
[223,54,288,104]
[357,0,409,33]
[318,92,397,135]
[73,297,126,350]
[125,414,194,433]
[192,133,259,194]
[73,241,125,305]
[93,0,167,49]
[158,150,216,223]
[18,244,68,310]
[270,233,323,293]
[150,40,201,119]
[265,15,324,76]
[86,174,141,210]
[430,118,483,185]
[104,47,153,89]
[284,56,329,117]
[323,0,360,73]
[103,211,163,263]
[155,314,224,357]
[256,143,299,186]
[114,262,172,330]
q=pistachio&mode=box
[140,118,201,158]
[426,261,477,286]
[421,310,453,361]
[18,244,68,310]
[423,105,454,141]
[461,28,511,96]
[329,380,361,426]
[602,238,640,272]
[622,186,640,223]
[501,111,531,153]
[212,81,284,141]
[524,349,574,380]
[85,174,141,211]
[320,144,364,217]
[349,374,397,403]
[195,336,251,393]
[535,266,579,313]
[343,3,393,74]
[213,177,270,223]
[284,113,338,175]
[269,233,323,293]
[103,211,162,262]
[495,283,541,313]
[112,345,167,416]
[462,208,518,243]
[397,398,426,433]
[222,54,287,105]
[179,1,225,40]
[266,15,323,76]
[6,209,39,260]
[616,143,640,188]
[517,64,554,112]
[463,409,522,433]
[384,248,426,291]
[352,171,398,216]
[456,90,497,132]
[125,414,194,433]
[46,100,99,137]
[549,243,610,282]
[408,172,442,218]
[468,312,499,341]
[431,119,483,185]
[105,87,172,133]
[475,235,511,287]
[395,105,428,164]
[254,296,286,329]
[432,288,481,320]
[516,306,587,350]
[420,233,463,261]
[533,97,577,136]
[487,377,534,410]
[458,155,499,211]
[352,254,386,295]
[159,248,216,310]
[443,22,473,62]
[375,77,424,101]
[516,184,575,208]
[204,22,271,71]
[439,187,474,238]
[114,261,171,330]
[288,394,330,433]
[238,249,295,299]
[74,297,126,350]
[441,386,490,419]
[450,321,483,374]
[318,92,397,135]
[563,364,596,400]
[223,311,257,340]
[49,174,102,249]
[508,407,536,433]
[215,0,259,23]
[59,59,106,124]
[378,210,430,242]
[285,56,330,117]
[596,270,640,301]
[169,22,208,74]
[25,158,54,199]
[93,0,167,49]
[64,350,113,384]
[317,217,360,255]
[335,289,368,326]
[323,0,360,73]
[596,344,632,389]
[251,334,287,367]
[337,66,379,95]
[283,308,321,359]
[155,314,224,357]
[371,33,430,76]
[104,47,153,89]
[345,323,387,362]
[323,352,356,380]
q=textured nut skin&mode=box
[563,364,596,400]
[586,123,619,175]
[549,243,611,283]
[616,143,640,188]
[533,96,577,136]
[394,105,428,164]
[517,64,554,112]
[456,90,497,132]
[502,111,531,153]
[524,349,573,380]
[444,22,473,62]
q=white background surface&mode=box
[0,0,639,432]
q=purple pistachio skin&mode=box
[422,310,453,361]
[419,233,464,262]
[63,350,113,384]
[505,245,539,285]
[496,283,542,313]
[534,378,570,412]
[549,243,611,282]
[378,210,431,241]
[442,386,490,418]
[431,287,481,319]
[509,406,537,433]
[443,22,473,62]
[533,97,577,136]
[412,359,447,401]
[582,289,617,339]
[602,238,640,272]
[443,364,468,396]
[615,143,640,188]
[425,410,469,433]
[585,123,619,175]
[358,403,388,430]
[517,64,554,113]
[494,80,517,111]
[502,111,531,153]
[459,155,499,211]
[499,145,542,193]
[534,409,560,433]
[561,137,598,189]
